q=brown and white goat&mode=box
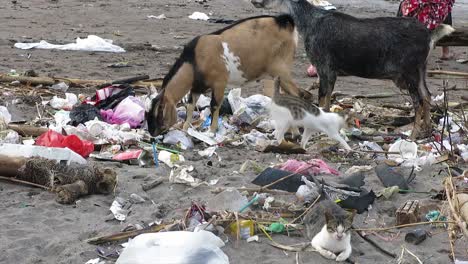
[147,14,305,136]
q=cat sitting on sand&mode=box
[304,195,355,262]
[268,77,351,150]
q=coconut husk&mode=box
[16,158,117,204]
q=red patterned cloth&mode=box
[401,0,455,29]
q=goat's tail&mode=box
[429,24,455,49]
[273,76,282,97]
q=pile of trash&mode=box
[1,70,467,264]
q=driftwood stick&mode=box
[445,175,468,238]
[427,70,468,77]
[288,195,321,225]
[354,228,397,258]
[212,187,292,195]
[0,74,55,85]
[382,104,413,111]
[260,167,311,191]
[0,175,51,190]
[141,179,163,191]
[86,223,170,245]
[353,221,455,232]
[7,124,48,137]
[112,75,149,84]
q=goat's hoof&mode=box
[410,125,432,140]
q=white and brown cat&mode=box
[304,196,355,262]
[268,77,351,150]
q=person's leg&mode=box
[441,12,453,60]
[396,1,403,17]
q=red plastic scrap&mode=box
[35,130,94,158]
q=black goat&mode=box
[252,0,454,138]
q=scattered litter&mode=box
[296,176,320,203]
[113,149,154,167]
[50,82,69,92]
[425,210,447,223]
[163,130,194,150]
[189,12,210,21]
[256,140,306,154]
[243,129,269,146]
[405,229,428,245]
[35,130,94,158]
[0,130,20,144]
[197,94,211,109]
[169,165,202,187]
[229,220,254,239]
[110,197,129,221]
[207,189,248,212]
[101,96,145,128]
[246,235,259,243]
[69,104,102,126]
[278,159,339,176]
[158,150,185,168]
[198,146,217,158]
[345,165,373,175]
[187,127,218,145]
[0,106,11,124]
[338,190,376,214]
[0,143,86,165]
[49,93,78,110]
[375,163,409,190]
[147,14,167,19]
[85,258,105,264]
[388,139,418,161]
[130,193,146,204]
[396,200,420,225]
[376,186,400,199]
[14,35,125,53]
[266,222,286,233]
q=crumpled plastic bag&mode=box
[49,93,78,110]
[243,129,269,146]
[84,119,144,145]
[388,139,418,161]
[0,106,12,124]
[101,96,145,128]
[376,186,400,199]
[163,130,194,150]
[296,176,320,202]
[169,165,202,187]
[115,230,229,264]
[189,12,210,21]
[69,104,102,126]
[14,35,125,53]
[278,159,339,176]
[0,130,20,144]
[35,130,94,158]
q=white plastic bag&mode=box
[163,130,194,150]
[14,35,125,53]
[0,106,12,124]
[188,12,210,21]
[116,231,229,264]
[50,93,78,110]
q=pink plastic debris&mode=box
[307,64,318,77]
[100,96,145,128]
[83,86,123,105]
[278,159,339,176]
[113,149,143,161]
